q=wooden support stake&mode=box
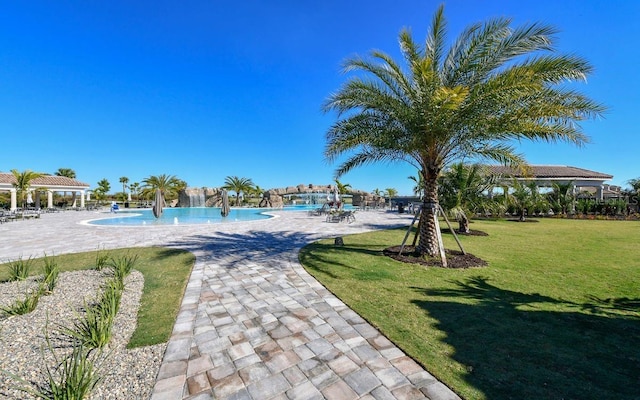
[438,205,466,255]
[399,211,420,256]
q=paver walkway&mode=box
[0,209,460,400]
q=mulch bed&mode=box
[383,245,488,268]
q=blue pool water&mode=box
[88,204,351,226]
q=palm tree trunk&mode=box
[458,214,470,233]
[416,174,448,266]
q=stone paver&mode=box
[1,209,461,400]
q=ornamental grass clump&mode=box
[61,277,123,349]
[109,253,138,283]
[93,250,109,271]
[1,285,42,316]
[6,256,33,281]
[62,301,113,349]
[95,279,122,326]
[14,341,103,400]
[41,254,60,294]
[39,345,102,400]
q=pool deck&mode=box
[0,209,461,400]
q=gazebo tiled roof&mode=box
[485,165,613,180]
[0,173,90,188]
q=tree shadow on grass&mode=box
[300,241,385,279]
[581,295,640,315]
[411,277,640,400]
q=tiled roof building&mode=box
[0,172,90,210]
[485,165,614,200]
[485,165,612,180]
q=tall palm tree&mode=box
[324,5,605,263]
[11,169,44,208]
[55,167,76,206]
[141,174,183,201]
[119,176,129,199]
[222,176,254,206]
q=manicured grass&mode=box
[0,248,195,348]
[299,218,640,400]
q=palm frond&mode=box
[425,4,447,71]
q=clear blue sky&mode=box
[1,1,638,195]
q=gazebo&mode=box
[0,173,91,211]
[485,165,614,200]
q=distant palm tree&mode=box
[507,179,549,221]
[119,176,129,200]
[334,179,352,194]
[384,188,398,208]
[408,174,424,199]
[94,178,111,205]
[222,176,255,206]
[324,5,605,263]
[548,181,575,215]
[55,167,76,206]
[438,163,496,232]
[250,185,264,199]
[141,174,183,201]
[129,182,140,201]
[627,178,640,194]
[11,169,44,208]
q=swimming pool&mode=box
[87,204,351,226]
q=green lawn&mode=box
[299,218,640,400]
[0,247,195,348]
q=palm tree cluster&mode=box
[222,176,255,206]
[437,164,640,225]
[324,5,605,264]
[141,174,186,201]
